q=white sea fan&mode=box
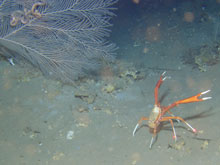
[0,0,117,83]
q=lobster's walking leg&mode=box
[133,117,149,136]
[169,119,177,141]
[161,116,197,133]
[149,127,158,149]
[167,110,180,123]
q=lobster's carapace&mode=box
[133,72,211,148]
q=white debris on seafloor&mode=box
[66,130,74,140]
[8,58,15,66]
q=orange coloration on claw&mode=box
[133,72,211,148]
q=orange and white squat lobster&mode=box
[133,72,212,148]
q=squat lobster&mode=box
[133,72,212,148]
